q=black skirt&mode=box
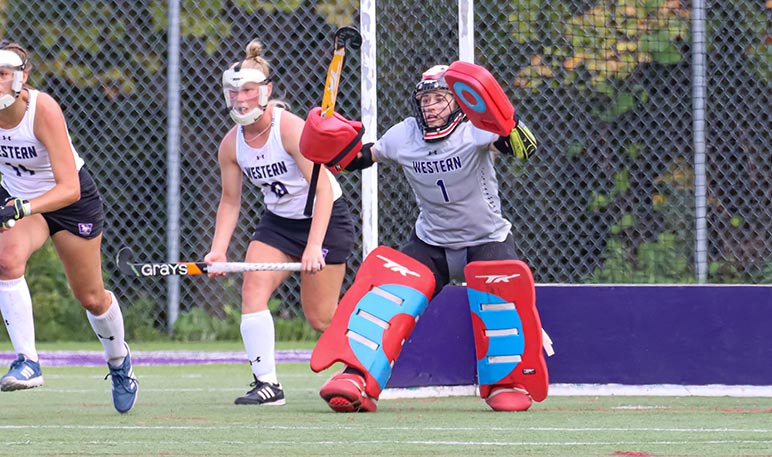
[250,198,355,264]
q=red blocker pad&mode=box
[311,246,436,399]
[444,61,515,136]
[464,260,549,402]
[299,106,365,173]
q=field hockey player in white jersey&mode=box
[0,41,137,413]
[204,38,355,406]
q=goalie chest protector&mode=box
[444,61,515,136]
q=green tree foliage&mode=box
[513,0,690,118]
[502,0,768,283]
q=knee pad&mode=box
[464,260,549,402]
[311,246,436,399]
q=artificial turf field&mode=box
[0,344,770,456]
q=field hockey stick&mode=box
[116,247,302,278]
[303,25,362,216]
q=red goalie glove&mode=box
[444,60,515,136]
[299,107,365,173]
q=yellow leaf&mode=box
[564,56,583,70]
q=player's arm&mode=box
[342,121,404,172]
[342,142,377,171]
[5,92,82,226]
[205,127,243,268]
[30,92,81,213]
[285,110,333,272]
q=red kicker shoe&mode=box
[485,385,533,412]
[319,372,378,413]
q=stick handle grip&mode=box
[303,163,321,217]
[207,262,303,273]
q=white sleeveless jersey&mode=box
[374,118,512,249]
[236,107,342,219]
[0,90,85,199]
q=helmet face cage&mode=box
[410,69,465,142]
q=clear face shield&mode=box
[222,66,270,126]
[0,50,24,110]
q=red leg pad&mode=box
[311,246,435,399]
[464,260,549,402]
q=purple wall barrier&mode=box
[389,286,477,388]
[387,285,772,388]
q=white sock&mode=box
[0,276,38,361]
[240,310,278,385]
[86,291,128,367]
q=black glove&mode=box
[0,197,30,226]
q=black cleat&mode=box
[234,377,286,406]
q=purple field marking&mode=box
[0,350,311,367]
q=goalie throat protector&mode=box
[222,62,270,126]
[0,50,25,110]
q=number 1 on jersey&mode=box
[435,179,450,203]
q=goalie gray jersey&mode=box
[373,119,512,249]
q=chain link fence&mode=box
[1,0,769,333]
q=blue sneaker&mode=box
[1,354,44,392]
[104,345,138,413]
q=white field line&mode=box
[0,424,769,433]
[2,439,772,447]
[381,383,772,398]
[35,384,772,397]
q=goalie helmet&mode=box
[222,61,270,126]
[411,65,465,142]
[0,49,25,110]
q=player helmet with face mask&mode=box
[0,50,25,110]
[222,61,270,126]
[410,65,465,142]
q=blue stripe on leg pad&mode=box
[467,288,525,385]
[346,284,430,390]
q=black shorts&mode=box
[400,230,517,296]
[250,198,355,264]
[0,167,104,240]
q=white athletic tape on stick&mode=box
[207,261,303,273]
